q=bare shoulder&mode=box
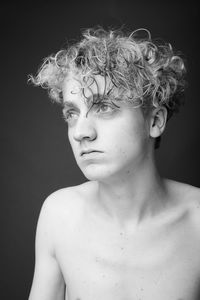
[39,181,96,223]
[165,179,200,229]
[165,179,200,204]
[43,180,96,206]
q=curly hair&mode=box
[29,26,187,148]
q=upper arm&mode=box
[28,196,67,300]
[189,187,200,235]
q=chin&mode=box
[81,168,111,181]
[78,162,126,182]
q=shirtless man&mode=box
[28,27,200,300]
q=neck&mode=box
[95,156,168,228]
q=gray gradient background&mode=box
[1,1,199,299]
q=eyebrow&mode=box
[63,101,78,109]
[63,93,101,108]
[62,91,122,110]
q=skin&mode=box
[28,74,200,300]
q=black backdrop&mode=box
[1,1,199,299]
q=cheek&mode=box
[67,130,72,145]
[107,122,146,148]
[107,123,148,159]
[67,130,76,153]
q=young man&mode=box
[28,27,200,300]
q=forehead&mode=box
[62,73,118,104]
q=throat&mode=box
[94,176,168,227]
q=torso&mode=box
[50,180,200,300]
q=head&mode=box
[29,26,186,180]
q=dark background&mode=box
[1,1,199,299]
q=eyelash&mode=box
[94,102,115,113]
[63,110,77,122]
[63,102,118,122]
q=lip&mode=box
[80,149,103,156]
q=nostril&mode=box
[73,122,97,142]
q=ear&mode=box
[149,106,168,138]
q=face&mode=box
[62,73,152,182]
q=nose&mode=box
[73,115,97,142]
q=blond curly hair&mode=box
[29,26,187,148]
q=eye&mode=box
[63,109,78,122]
[95,102,115,114]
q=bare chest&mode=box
[55,217,200,300]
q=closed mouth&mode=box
[81,150,102,156]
